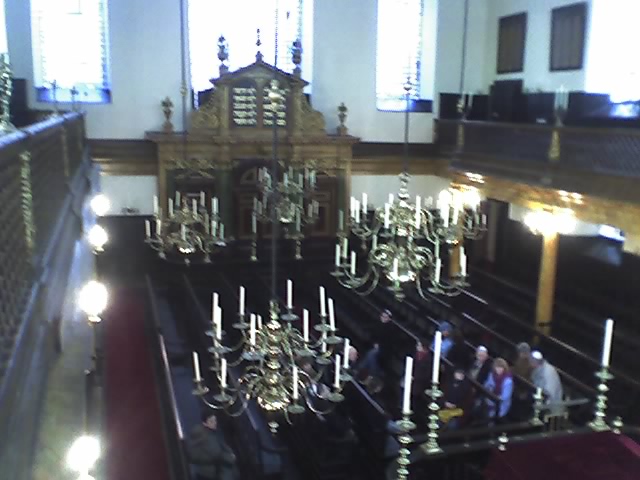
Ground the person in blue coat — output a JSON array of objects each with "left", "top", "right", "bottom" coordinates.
[{"left": 483, "top": 357, "right": 514, "bottom": 421}]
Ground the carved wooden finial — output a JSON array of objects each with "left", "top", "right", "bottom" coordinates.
[
  {"left": 337, "top": 103, "right": 348, "bottom": 136},
  {"left": 255, "top": 29, "right": 263, "bottom": 62},
  {"left": 292, "top": 38, "right": 302, "bottom": 77},
  {"left": 218, "top": 35, "right": 229, "bottom": 75}
]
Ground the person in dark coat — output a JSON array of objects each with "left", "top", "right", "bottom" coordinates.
[
  {"left": 356, "top": 309, "right": 395, "bottom": 381},
  {"left": 468, "top": 345, "right": 492, "bottom": 385},
  {"left": 446, "top": 329, "right": 471, "bottom": 371},
  {"left": 186, "top": 412, "right": 237, "bottom": 480},
  {"left": 440, "top": 367, "right": 472, "bottom": 429}
]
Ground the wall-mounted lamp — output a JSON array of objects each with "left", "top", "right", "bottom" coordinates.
[
  {"left": 67, "top": 435, "right": 100, "bottom": 479},
  {"left": 78, "top": 281, "right": 108, "bottom": 324},
  {"left": 89, "top": 194, "right": 110, "bottom": 217},
  {"left": 524, "top": 208, "right": 576, "bottom": 236},
  {"left": 87, "top": 224, "right": 108, "bottom": 253}
]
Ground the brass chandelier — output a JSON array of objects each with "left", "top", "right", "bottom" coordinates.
[
  {"left": 249, "top": 80, "right": 319, "bottom": 261},
  {"left": 192, "top": 283, "right": 348, "bottom": 427},
  {"left": 332, "top": 83, "right": 485, "bottom": 300},
  {"left": 0, "top": 54, "right": 15, "bottom": 134},
  {"left": 145, "top": 192, "right": 229, "bottom": 265}
]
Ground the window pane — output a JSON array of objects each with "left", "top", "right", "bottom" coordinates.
[
  {"left": 30, "top": 0, "right": 111, "bottom": 103},
  {"left": 188, "top": 0, "right": 306, "bottom": 95},
  {"left": 376, "top": 0, "right": 423, "bottom": 110}
]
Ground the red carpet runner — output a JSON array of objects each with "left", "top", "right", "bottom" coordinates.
[{"left": 104, "top": 290, "right": 171, "bottom": 480}]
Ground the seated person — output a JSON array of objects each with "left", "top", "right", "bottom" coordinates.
[
  {"left": 468, "top": 345, "right": 492, "bottom": 385},
  {"left": 512, "top": 342, "right": 533, "bottom": 381},
  {"left": 440, "top": 367, "right": 472, "bottom": 429},
  {"left": 186, "top": 411, "right": 237, "bottom": 480},
  {"left": 355, "top": 309, "right": 394, "bottom": 382},
  {"left": 484, "top": 358, "right": 514, "bottom": 422},
  {"left": 531, "top": 351, "right": 564, "bottom": 412},
  {"left": 432, "top": 321, "right": 454, "bottom": 358}
]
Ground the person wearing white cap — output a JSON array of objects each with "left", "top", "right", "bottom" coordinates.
[
  {"left": 531, "top": 351, "right": 563, "bottom": 409},
  {"left": 468, "top": 345, "right": 492, "bottom": 385}
]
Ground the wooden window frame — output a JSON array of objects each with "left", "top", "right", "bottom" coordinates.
[
  {"left": 550, "top": 2, "right": 587, "bottom": 72},
  {"left": 497, "top": 12, "right": 527, "bottom": 74}
]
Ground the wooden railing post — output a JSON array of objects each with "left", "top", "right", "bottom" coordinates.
[{"left": 535, "top": 231, "right": 559, "bottom": 336}]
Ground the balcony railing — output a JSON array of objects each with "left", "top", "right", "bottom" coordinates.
[{"left": 437, "top": 120, "right": 640, "bottom": 178}]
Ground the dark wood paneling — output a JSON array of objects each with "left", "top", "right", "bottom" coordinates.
[
  {"left": 89, "top": 139, "right": 158, "bottom": 175},
  {"left": 497, "top": 13, "right": 527, "bottom": 74},
  {"left": 550, "top": 2, "right": 587, "bottom": 71}
]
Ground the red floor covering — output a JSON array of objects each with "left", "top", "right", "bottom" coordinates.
[
  {"left": 104, "top": 290, "right": 171, "bottom": 480},
  {"left": 484, "top": 431, "right": 640, "bottom": 480}
]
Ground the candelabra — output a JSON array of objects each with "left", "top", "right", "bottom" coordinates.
[
  {"left": 192, "top": 284, "right": 349, "bottom": 427},
  {"left": 333, "top": 178, "right": 485, "bottom": 300},
  {"left": 0, "top": 54, "right": 15, "bottom": 134},
  {"left": 145, "top": 192, "right": 229, "bottom": 265},
  {"left": 393, "top": 413, "right": 416, "bottom": 480},
  {"left": 589, "top": 366, "right": 613, "bottom": 432}
]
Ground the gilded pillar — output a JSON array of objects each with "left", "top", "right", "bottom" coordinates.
[
  {"left": 449, "top": 242, "right": 461, "bottom": 278},
  {"left": 216, "top": 165, "right": 234, "bottom": 237},
  {"left": 535, "top": 231, "right": 559, "bottom": 336}
]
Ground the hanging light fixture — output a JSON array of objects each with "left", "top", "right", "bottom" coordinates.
[
  {"left": 193, "top": 6, "right": 346, "bottom": 428},
  {"left": 249, "top": 5, "right": 319, "bottom": 261},
  {"left": 145, "top": 192, "right": 229, "bottom": 265},
  {"left": 332, "top": 81, "right": 486, "bottom": 300},
  {"left": 144, "top": 0, "right": 230, "bottom": 265}
]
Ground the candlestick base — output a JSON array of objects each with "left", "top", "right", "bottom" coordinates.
[
  {"left": 287, "top": 403, "right": 305, "bottom": 415},
  {"left": 295, "top": 347, "right": 315, "bottom": 358},
  {"left": 339, "top": 372, "right": 353, "bottom": 383},
  {"left": 330, "top": 269, "right": 344, "bottom": 278},
  {"left": 242, "top": 350, "right": 263, "bottom": 362},
  {"left": 424, "top": 382, "right": 444, "bottom": 455},
  {"left": 213, "top": 392, "right": 232, "bottom": 403},
  {"left": 326, "top": 391, "right": 345, "bottom": 403},
  {"left": 193, "top": 383, "right": 209, "bottom": 396},
  {"left": 280, "top": 309, "right": 299, "bottom": 322},
  {"left": 589, "top": 366, "right": 613, "bottom": 432},
  {"left": 325, "top": 334, "right": 343, "bottom": 346}
]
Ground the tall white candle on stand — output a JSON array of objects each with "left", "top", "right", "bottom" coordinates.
[
  {"left": 303, "top": 309, "right": 309, "bottom": 342},
  {"left": 435, "top": 258, "right": 442, "bottom": 282},
  {"left": 257, "top": 315, "right": 262, "bottom": 330},
  {"left": 602, "top": 318, "right": 615, "bottom": 367},
  {"left": 192, "top": 352, "right": 202, "bottom": 381},
  {"left": 212, "top": 293, "right": 219, "bottom": 322},
  {"left": 354, "top": 200, "right": 361, "bottom": 223},
  {"left": 220, "top": 358, "right": 227, "bottom": 388},
  {"left": 212, "top": 197, "right": 218, "bottom": 215},
  {"left": 239, "top": 286, "right": 245, "bottom": 315},
  {"left": 156, "top": 219, "right": 162, "bottom": 235},
  {"left": 200, "top": 191, "right": 205, "bottom": 206},
  {"left": 287, "top": 279, "right": 293, "bottom": 309},
  {"left": 460, "top": 247, "right": 467, "bottom": 276},
  {"left": 334, "top": 355, "right": 341, "bottom": 388},
  {"left": 319, "top": 287, "right": 326, "bottom": 316},
  {"left": 153, "top": 195, "right": 159, "bottom": 215},
  {"left": 334, "top": 244, "right": 341, "bottom": 267},
  {"left": 215, "top": 306, "right": 222, "bottom": 340},
  {"left": 343, "top": 339, "right": 350, "bottom": 368},
  {"left": 181, "top": 224, "right": 186, "bottom": 241},
  {"left": 250, "top": 314, "right": 256, "bottom": 345},
  {"left": 402, "top": 356, "right": 414, "bottom": 414},
  {"left": 292, "top": 366, "right": 299, "bottom": 400},
  {"left": 350, "top": 251, "right": 357, "bottom": 275},
  {"left": 432, "top": 331, "right": 442, "bottom": 383},
  {"left": 384, "top": 203, "right": 391, "bottom": 229},
  {"left": 252, "top": 213, "right": 257, "bottom": 234},
  {"left": 192, "top": 199, "right": 197, "bottom": 216},
  {"left": 362, "top": 193, "right": 368, "bottom": 213},
  {"left": 342, "top": 237, "right": 348, "bottom": 258},
  {"left": 321, "top": 332, "right": 327, "bottom": 352},
  {"left": 145, "top": 220, "right": 151, "bottom": 237},
  {"left": 328, "top": 298, "right": 336, "bottom": 331}
]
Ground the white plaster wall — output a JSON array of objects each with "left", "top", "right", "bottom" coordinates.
[
  {"left": 312, "top": 0, "right": 435, "bottom": 143},
  {"left": 7, "top": 0, "right": 185, "bottom": 139},
  {"left": 7, "top": 0, "right": 439, "bottom": 142},
  {"left": 100, "top": 175, "right": 158, "bottom": 216},
  {"left": 484, "top": 0, "right": 592, "bottom": 92},
  {"left": 350, "top": 174, "right": 451, "bottom": 208}
]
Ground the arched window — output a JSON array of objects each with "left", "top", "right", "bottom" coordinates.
[{"left": 30, "top": 0, "right": 111, "bottom": 103}]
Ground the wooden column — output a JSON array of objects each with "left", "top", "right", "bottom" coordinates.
[
  {"left": 449, "top": 243, "right": 461, "bottom": 278},
  {"left": 535, "top": 231, "right": 559, "bottom": 336}
]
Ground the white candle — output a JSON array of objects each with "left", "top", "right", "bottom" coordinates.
[
  {"left": 415, "top": 196, "right": 421, "bottom": 228},
  {"left": 350, "top": 251, "right": 356, "bottom": 275},
  {"left": 334, "top": 355, "right": 341, "bottom": 388},
  {"left": 362, "top": 193, "right": 368, "bottom": 213},
  {"left": 169, "top": 198, "right": 174, "bottom": 217},
  {"left": 338, "top": 210, "right": 344, "bottom": 230},
  {"left": 328, "top": 298, "right": 336, "bottom": 331},
  {"left": 402, "top": 356, "right": 414, "bottom": 414},
  {"left": 200, "top": 191, "right": 205, "bottom": 206},
  {"left": 303, "top": 309, "right": 309, "bottom": 342},
  {"left": 211, "top": 220, "right": 216, "bottom": 236},
  {"left": 176, "top": 191, "right": 181, "bottom": 206},
  {"left": 343, "top": 339, "right": 350, "bottom": 369},
  {"left": 335, "top": 244, "right": 341, "bottom": 267},
  {"left": 602, "top": 318, "right": 614, "bottom": 367},
  {"left": 156, "top": 219, "right": 161, "bottom": 235},
  {"left": 384, "top": 203, "right": 391, "bottom": 229},
  {"left": 193, "top": 352, "right": 201, "bottom": 381},
  {"left": 212, "top": 197, "right": 218, "bottom": 215},
  {"left": 452, "top": 203, "right": 459, "bottom": 225},
  {"left": 212, "top": 293, "right": 219, "bottom": 322},
  {"left": 219, "top": 224, "right": 224, "bottom": 239},
  {"left": 283, "top": 173, "right": 288, "bottom": 186},
  {"left": 342, "top": 237, "right": 348, "bottom": 258},
  {"left": 319, "top": 287, "right": 326, "bottom": 317},
  {"left": 435, "top": 258, "right": 442, "bottom": 282},
  {"left": 350, "top": 196, "right": 356, "bottom": 219},
  {"left": 215, "top": 307, "right": 222, "bottom": 340},
  {"left": 432, "top": 331, "right": 442, "bottom": 384},
  {"left": 535, "top": 387, "right": 542, "bottom": 398},
  {"left": 460, "top": 247, "right": 467, "bottom": 276},
  {"left": 145, "top": 220, "right": 151, "bottom": 237},
  {"left": 181, "top": 224, "right": 186, "bottom": 241},
  {"left": 192, "top": 199, "right": 197, "bottom": 216},
  {"left": 239, "top": 286, "right": 245, "bottom": 315},
  {"left": 293, "top": 366, "right": 299, "bottom": 400},
  {"left": 354, "top": 200, "right": 361, "bottom": 224},
  {"left": 372, "top": 234, "right": 378, "bottom": 251},
  {"left": 221, "top": 358, "right": 227, "bottom": 388},
  {"left": 257, "top": 315, "right": 262, "bottom": 329},
  {"left": 153, "top": 195, "right": 159, "bottom": 215},
  {"left": 250, "top": 314, "right": 256, "bottom": 346},
  {"left": 321, "top": 332, "right": 327, "bottom": 353},
  {"left": 388, "top": 193, "right": 394, "bottom": 204},
  {"left": 252, "top": 213, "right": 257, "bottom": 233},
  {"left": 295, "top": 210, "right": 301, "bottom": 231},
  {"left": 392, "top": 258, "right": 399, "bottom": 279},
  {"left": 441, "top": 204, "right": 449, "bottom": 228},
  {"left": 287, "top": 279, "right": 293, "bottom": 309}
]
